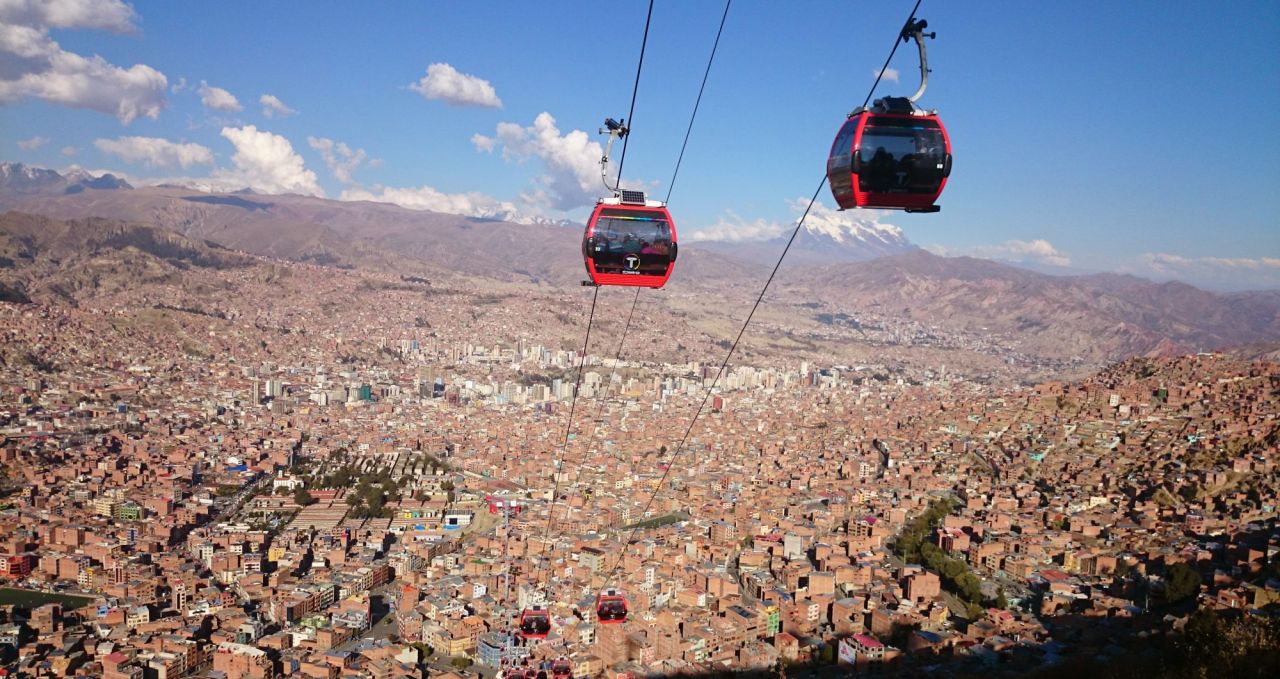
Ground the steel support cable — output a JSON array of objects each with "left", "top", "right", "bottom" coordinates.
[
  {"left": 527, "top": 0, "right": 661, "bottom": 617},
  {"left": 529, "top": 0, "right": 654, "bottom": 603},
  {"left": 564, "top": 1, "right": 731, "bottom": 554},
  {"left": 665, "top": 0, "right": 731, "bottom": 204},
  {"left": 614, "top": 0, "right": 655, "bottom": 187},
  {"left": 588, "top": 0, "right": 732, "bottom": 440},
  {"left": 593, "top": 0, "right": 731, "bottom": 440},
  {"left": 863, "top": 0, "right": 922, "bottom": 110},
  {"left": 534, "top": 285, "right": 600, "bottom": 592},
  {"left": 600, "top": 0, "right": 927, "bottom": 591},
  {"left": 588, "top": 287, "right": 642, "bottom": 435},
  {"left": 600, "top": 175, "right": 827, "bottom": 587}
]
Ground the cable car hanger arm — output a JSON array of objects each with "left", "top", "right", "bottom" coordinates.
[
  {"left": 599, "top": 117, "right": 628, "bottom": 194},
  {"left": 902, "top": 18, "right": 935, "bottom": 103}
]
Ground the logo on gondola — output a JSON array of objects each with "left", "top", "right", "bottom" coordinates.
[{"left": 624, "top": 254, "right": 640, "bottom": 271}]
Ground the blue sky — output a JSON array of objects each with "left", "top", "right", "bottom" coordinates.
[{"left": 2, "top": 0, "right": 1278, "bottom": 290}]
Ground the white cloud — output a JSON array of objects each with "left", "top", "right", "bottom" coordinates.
[
  {"left": 874, "top": 66, "right": 900, "bottom": 83},
  {"left": 197, "top": 80, "right": 241, "bottom": 112},
  {"left": 341, "top": 184, "right": 520, "bottom": 221},
  {"left": 213, "top": 125, "right": 321, "bottom": 196},
  {"left": 260, "top": 93, "right": 295, "bottom": 118},
  {"left": 472, "top": 112, "right": 604, "bottom": 210},
  {"left": 60, "top": 145, "right": 76, "bottom": 156},
  {"left": 94, "top": 135, "right": 214, "bottom": 169},
  {"left": 0, "top": 0, "right": 137, "bottom": 32},
  {"left": 687, "top": 212, "right": 788, "bottom": 242},
  {"left": 1133, "top": 252, "right": 1280, "bottom": 290},
  {"left": 1141, "top": 253, "right": 1280, "bottom": 271},
  {"left": 16, "top": 135, "right": 47, "bottom": 150},
  {"left": 930, "top": 239, "right": 1072, "bottom": 267},
  {"left": 170, "top": 77, "right": 186, "bottom": 93},
  {"left": 470, "top": 133, "right": 495, "bottom": 153},
  {"left": 0, "top": 5, "right": 167, "bottom": 124},
  {"left": 307, "top": 136, "right": 368, "bottom": 184},
  {"left": 408, "top": 63, "right": 502, "bottom": 108}
]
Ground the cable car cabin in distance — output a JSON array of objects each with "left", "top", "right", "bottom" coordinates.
[
  {"left": 518, "top": 607, "right": 551, "bottom": 640},
  {"left": 826, "top": 97, "right": 951, "bottom": 213},
  {"left": 582, "top": 192, "right": 677, "bottom": 289},
  {"left": 596, "top": 589, "right": 628, "bottom": 624}
]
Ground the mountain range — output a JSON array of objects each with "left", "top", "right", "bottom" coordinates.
[{"left": 1, "top": 163, "right": 1277, "bottom": 373}]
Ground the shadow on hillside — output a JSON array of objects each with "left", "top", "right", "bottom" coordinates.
[{"left": 183, "top": 195, "right": 272, "bottom": 211}]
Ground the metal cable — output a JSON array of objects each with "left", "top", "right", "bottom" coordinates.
[
  {"left": 588, "top": 288, "right": 642, "bottom": 432},
  {"left": 614, "top": 0, "right": 655, "bottom": 187},
  {"left": 534, "top": 285, "right": 600, "bottom": 591},
  {"left": 601, "top": 0, "right": 927, "bottom": 591},
  {"left": 862, "top": 0, "right": 922, "bottom": 110},
  {"left": 665, "top": 0, "right": 732, "bottom": 204},
  {"left": 601, "top": 175, "right": 827, "bottom": 587}
]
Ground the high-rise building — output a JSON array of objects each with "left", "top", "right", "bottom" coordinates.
[{"left": 265, "top": 379, "right": 283, "bottom": 398}]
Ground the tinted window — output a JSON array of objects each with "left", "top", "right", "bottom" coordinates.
[
  {"left": 856, "top": 118, "right": 947, "bottom": 194},
  {"left": 831, "top": 119, "right": 858, "bottom": 158},
  {"left": 590, "top": 210, "right": 673, "bottom": 275}
]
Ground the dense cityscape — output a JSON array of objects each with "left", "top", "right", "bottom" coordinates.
[
  {"left": 2, "top": 0, "right": 1278, "bottom": 675},
  {"left": 1, "top": 261, "right": 1276, "bottom": 678}
]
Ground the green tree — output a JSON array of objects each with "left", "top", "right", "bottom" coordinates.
[
  {"left": 1164, "top": 562, "right": 1201, "bottom": 604},
  {"left": 995, "top": 588, "right": 1009, "bottom": 610},
  {"left": 956, "top": 573, "right": 982, "bottom": 602},
  {"left": 449, "top": 657, "right": 472, "bottom": 669},
  {"left": 293, "top": 487, "right": 315, "bottom": 506}
]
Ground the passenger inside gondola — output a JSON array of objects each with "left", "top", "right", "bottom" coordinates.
[
  {"left": 857, "top": 120, "right": 946, "bottom": 196},
  {"left": 591, "top": 214, "right": 673, "bottom": 275},
  {"left": 520, "top": 610, "right": 551, "bottom": 638}
]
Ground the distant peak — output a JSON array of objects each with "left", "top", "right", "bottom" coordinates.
[{"left": 803, "top": 216, "right": 905, "bottom": 244}]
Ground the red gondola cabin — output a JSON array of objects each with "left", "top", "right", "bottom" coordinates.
[
  {"left": 551, "top": 659, "right": 572, "bottom": 679},
  {"left": 826, "top": 98, "right": 951, "bottom": 213},
  {"left": 582, "top": 192, "right": 677, "bottom": 289},
  {"left": 519, "top": 607, "right": 551, "bottom": 640},
  {"left": 596, "top": 589, "right": 628, "bottom": 624}
]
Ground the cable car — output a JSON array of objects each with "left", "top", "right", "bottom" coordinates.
[
  {"left": 551, "top": 658, "right": 572, "bottom": 679},
  {"left": 519, "top": 607, "right": 551, "bottom": 639},
  {"left": 582, "top": 192, "right": 677, "bottom": 289},
  {"left": 596, "top": 589, "right": 628, "bottom": 624},
  {"left": 827, "top": 18, "right": 951, "bottom": 213},
  {"left": 582, "top": 118, "right": 678, "bottom": 288}
]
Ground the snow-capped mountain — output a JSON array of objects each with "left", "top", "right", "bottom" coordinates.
[
  {"left": 788, "top": 211, "right": 915, "bottom": 260},
  {"left": 0, "top": 162, "right": 65, "bottom": 194},
  {"left": 0, "top": 162, "right": 132, "bottom": 195},
  {"left": 693, "top": 205, "right": 916, "bottom": 266}
]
